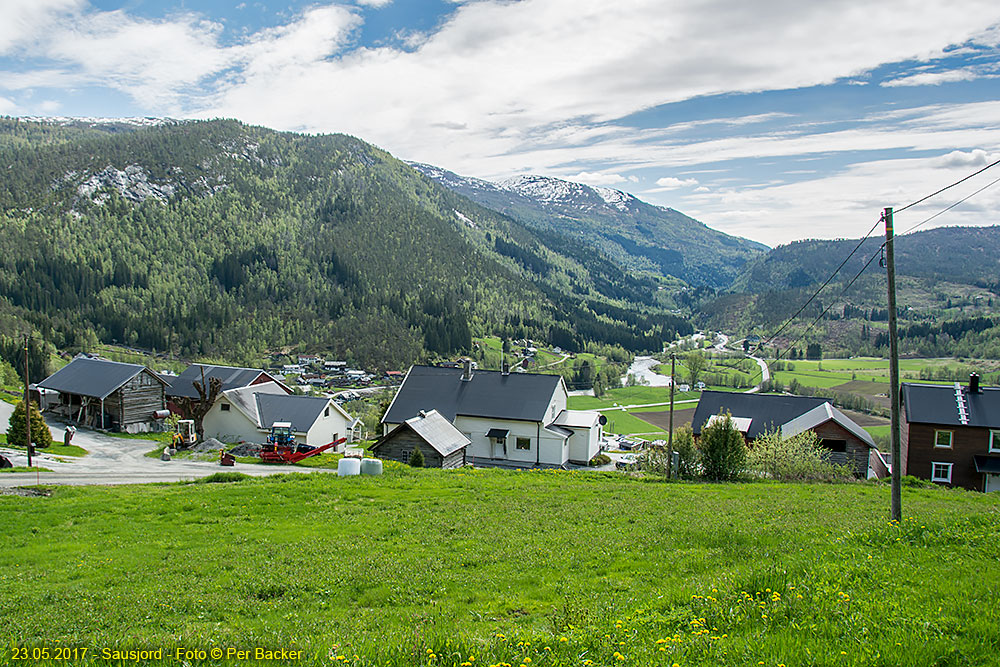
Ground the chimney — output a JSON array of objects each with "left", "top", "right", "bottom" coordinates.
[
  {"left": 969, "top": 373, "right": 981, "bottom": 394},
  {"left": 461, "top": 359, "right": 473, "bottom": 382},
  {"left": 502, "top": 361, "right": 510, "bottom": 376}
]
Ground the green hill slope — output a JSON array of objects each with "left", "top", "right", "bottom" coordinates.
[{"left": 0, "top": 118, "right": 690, "bottom": 367}]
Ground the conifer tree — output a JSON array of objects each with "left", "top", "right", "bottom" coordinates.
[{"left": 6, "top": 399, "right": 53, "bottom": 449}]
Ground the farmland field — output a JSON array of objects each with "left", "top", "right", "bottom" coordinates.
[{"left": 2, "top": 470, "right": 999, "bottom": 666}]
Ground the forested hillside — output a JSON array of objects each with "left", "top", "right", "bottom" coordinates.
[
  {"left": 0, "top": 118, "right": 691, "bottom": 369},
  {"left": 701, "top": 226, "right": 1000, "bottom": 358}
]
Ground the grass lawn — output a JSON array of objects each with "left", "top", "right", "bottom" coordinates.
[
  {"left": 0, "top": 466, "right": 52, "bottom": 473},
  {"left": 568, "top": 386, "right": 703, "bottom": 410},
  {"left": 864, "top": 425, "right": 890, "bottom": 438},
  {"left": 1, "top": 471, "right": 998, "bottom": 666},
  {"left": 600, "top": 409, "right": 667, "bottom": 436},
  {"left": 0, "top": 433, "right": 89, "bottom": 458}
]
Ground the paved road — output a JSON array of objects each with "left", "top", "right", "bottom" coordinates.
[{"left": 0, "top": 401, "right": 330, "bottom": 487}]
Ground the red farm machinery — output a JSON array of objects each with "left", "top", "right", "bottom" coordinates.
[{"left": 257, "top": 422, "right": 346, "bottom": 464}]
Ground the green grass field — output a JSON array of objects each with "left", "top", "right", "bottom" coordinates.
[
  {"left": 0, "top": 433, "right": 88, "bottom": 458},
  {"left": 1, "top": 470, "right": 998, "bottom": 666}
]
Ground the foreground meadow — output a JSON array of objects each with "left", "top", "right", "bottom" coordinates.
[{"left": 2, "top": 469, "right": 998, "bottom": 666}]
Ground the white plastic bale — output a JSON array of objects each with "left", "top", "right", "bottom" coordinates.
[
  {"left": 338, "top": 457, "right": 361, "bottom": 477},
  {"left": 360, "top": 458, "right": 383, "bottom": 476}
]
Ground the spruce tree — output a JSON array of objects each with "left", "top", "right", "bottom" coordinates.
[
  {"left": 409, "top": 445, "right": 424, "bottom": 468},
  {"left": 6, "top": 399, "right": 53, "bottom": 449}
]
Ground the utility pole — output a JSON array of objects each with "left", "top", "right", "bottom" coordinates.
[
  {"left": 23, "top": 334, "right": 32, "bottom": 468},
  {"left": 667, "top": 352, "right": 675, "bottom": 478},
  {"left": 884, "top": 207, "right": 902, "bottom": 522}
]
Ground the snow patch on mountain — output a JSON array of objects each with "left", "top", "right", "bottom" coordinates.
[
  {"left": 20, "top": 116, "right": 183, "bottom": 128},
  {"left": 454, "top": 209, "right": 477, "bottom": 228},
  {"left": 408, "top": 162, "right": 499, "bottom": 192},
  {"left": 74, "top": 165, "right": 176, "bottom": 205},
  {"left": 593, "top": 186, "right": 635, "bottom": 212}
]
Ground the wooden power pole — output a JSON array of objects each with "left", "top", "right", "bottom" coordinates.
[
  {"left": 667, "top": 352, "right": 675, "bottom": 478},
  {"left": 23, "top": 334, "right": 32, "bottom": 468},
  {"left": 884, "top": 207, "right": 902, "bottom": 522}
]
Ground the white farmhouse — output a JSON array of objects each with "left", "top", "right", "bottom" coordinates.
[
  {"left": 203, "top": 381, "right": 352, "bottom": 448},
  {"left": 381, "top": 362, "right": 602, "bottom": 468}
]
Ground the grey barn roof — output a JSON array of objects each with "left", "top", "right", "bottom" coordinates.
[
  {"left": 903, "top": 382, "right": 1000, "bottom": 428},
  {"left": 691, "top": 391, "right": 828, "bottom": 439},
  {"left": 375, "top": 409, "right": 471, "bottom": 458},
  {"left": 168, "top": 364, "right": 277, "bottom": 399},
  {"left": 256, "top": 393, "right": 330, "bottom": 433},
  {"left": 383, "top": 365, "right": 562, "bottom": 424},
  {"left": 39, "top": 357, "right": 164, "bottom": 400}
]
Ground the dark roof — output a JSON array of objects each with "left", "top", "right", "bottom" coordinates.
[
  {"left": 902, "top": 382, "right": 1000, "bottom": 428},
  {"left": 255, "top": 393, "right": 331, "bottom": 433},
  {"left": 383, "top": 365, "right": 562, "bottom": 424},
  {"left": 486, "top": 428, "right": 510, "bottom": 439},
  {"left": 974, "top": 455, "right": 1000, "bottom": 474},
  {"left": 691, "top": 391, "right": 828, "bottom": 439},
  {"left": 39, "top": 357, "right": 164, "bottom": 400},
  {"left": 168, "top": 364, "right": 277, "bottom": 399}
]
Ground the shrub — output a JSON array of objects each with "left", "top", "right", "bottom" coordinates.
[
  {"left": 698, "top": 412, "right": 746, "bottom": 481},
  {"left": 6, "top": 400, "right": 53, "bottom": 449},
  {"left": 672, "top": 426, "right": 700, "bottom": 480},
  {"left": 747, "top": 430, "right": 853, "bottom": 482},
  {"left": 409, "top": 445, "right": 424, "bottom": 468},
  {"left": 588, "top": 453, "right": 611, "bottom": 466}
]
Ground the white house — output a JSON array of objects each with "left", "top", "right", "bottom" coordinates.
[
  {"left": 382, "top": 363, "right": 603, "bottom": 468},
  {"left": 203, "top": 381, "right": 352, "bottom": 448}
]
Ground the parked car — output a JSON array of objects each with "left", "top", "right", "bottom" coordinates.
[{"left": 616, "top": 454, "right": 639, "bottom": 470}]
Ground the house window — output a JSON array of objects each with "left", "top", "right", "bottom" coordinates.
[
  {"left": 401, "top": 450, "right": 410, "bottom": 464},
  {"left": 931, "top": 462, "right": 953, "bottom": 483},
  {"left": 324, "top": 407, "right": 330, "bottom": 417},
  {"left": 990, "top": 430, "right": 1000, "bottom": 453},
  {"left": 934, "top": 430, "right": 953, "bottom": 448},
  {"left": 821, "top": 439, "right": 847, "bottom": 453},
  {"left": 516, "top": 437, "right": 531, "bottom": 450},
  {"left": 220, "top": 403, "right": 230, "bottom": 412}
]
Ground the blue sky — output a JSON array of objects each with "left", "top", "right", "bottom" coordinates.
[{"left": 2, "top": 0, "right": 999, "bottom": 246}]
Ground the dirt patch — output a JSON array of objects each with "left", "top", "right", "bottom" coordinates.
[
  {"left": 840, "top": 409, "right": 889, "bottom": 427},
  {"left": 833, "top": 381, "right": 890, "bottom": 408},
  {"left": 630, "top": 407, "right": 697, "bottom": 431},
  {"left": 0, "top": 486, "right": 52, "bottom": 497}
]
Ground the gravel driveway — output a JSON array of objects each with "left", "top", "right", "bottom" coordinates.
[{"left": 0, "top": 401, "right": 328, "bottom": 487}]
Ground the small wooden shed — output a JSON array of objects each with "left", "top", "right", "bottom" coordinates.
[
  {"left": 38, "top": 356, "right": 167, "bottom": 433},
  {"left": 372, "top": 409, "right": 470, "bottom": 469}
]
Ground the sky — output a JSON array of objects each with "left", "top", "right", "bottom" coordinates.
[{"left": 2, "top": 0, "right": 1000, "bottom": 247}]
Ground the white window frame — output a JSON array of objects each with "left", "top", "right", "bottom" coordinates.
[
  {"left": 990, "top": 430, "right": 1000, "bottom": 454},
  {"left": 931, "top": 461, "right": 953, "bottom": 483},
  {"left": 934, "top": 430, "right": 953, "bottom": 449},
  {"left": 401, "top": 450, "right": 410, "bottom": 464},
  {"left": 220, "top": 403, "right": 230, "bottom": 412},
  {"left": 516, "top": 437, "right": 531, "bottom": 451}
]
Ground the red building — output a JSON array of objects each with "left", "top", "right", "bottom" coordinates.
[{"left": 902, "top": 375, "right": 1000, "bottom": 492}]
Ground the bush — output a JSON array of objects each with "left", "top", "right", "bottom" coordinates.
[
  {"left": 588, "top": 453, "right": 611, "bottom": 466},
  {"left": 6, "top": 399, "right": 53, "bottom": 449},
  {"left": 747, "top": 430, "right": 853, "bottom": 482},
  {"left": 673, "top": 426, "right": 700, "bottom": 480},
  {"left": 698, "top": 412, "right": 746, "bottom": 481},
  {"left": 409, "top": 445, "right": 424, "bottom": 468}
]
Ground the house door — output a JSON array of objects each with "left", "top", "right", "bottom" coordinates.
[
  {"left": 492, "top": 438, "right": 506, "bottom": 459},
  {"left": 986, "top": 474, "right": 1000, "bottom": 492}
]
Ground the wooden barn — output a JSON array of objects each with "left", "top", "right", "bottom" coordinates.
[
  {"left": 38, "top": 356, "right": 168, "bottom": 433},
  {"left": 372, "top": 409, "right": 470, "bottom": 469}
]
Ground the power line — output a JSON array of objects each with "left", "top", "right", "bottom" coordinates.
[
  {"left": 750, "top": 156, "right": 1000, "bottom": 367},
  {"left": 899, "top": 174, "right": 1000, "bottom": 236},
  {"left": 895, "top": 156, "right": 1000, "bottom": 215}
]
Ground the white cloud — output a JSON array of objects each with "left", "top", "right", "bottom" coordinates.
[
  {"left": 0, "top": 95, "right": 16, "bottom": 114},
  {"left": 656, "top": 176, "right": 699, "bottom": 188},
  {"left": 0, "top": 0, "right": 82, "bottom": 54},
  {"left": 881, "top": 68, "right": 981, "bottom": 87},
  {"left": 356, "top": 0, "right": 393, "bottom": 6},
  {"left": 571, "top": 171, "right": 627, "bottom": 186},
  {"left": 932, "top": 149, "right": 997, "bottom": 168}
]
